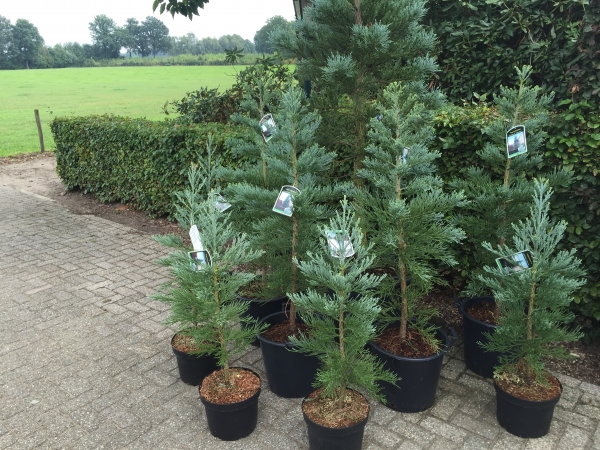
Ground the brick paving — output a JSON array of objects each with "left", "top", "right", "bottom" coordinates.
[{"left": 1, "top": 185, "right": 599, "bottom": 449}]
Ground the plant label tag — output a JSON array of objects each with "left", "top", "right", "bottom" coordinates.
[
  {"left": 273, "top": 185, "right": 300, "bottom": 217},
  {"left": 496, "top": 250, "right": 533, "bottom": 274},
  {"left": 326, "top": 229, "right": 355, "bottom": 258},
  {"left": 259, "top": 113, "right": 277, "bottom": 143},
  {"left": 188, "top": 250, "right": 211, "bottom": 271},
  {"left": 506, "top": 125, "right": 527, "bottom": 159},
  {"left": 189, "top": 225, "right": 204, "bottom": 251},
  {"left": 400, "top": 147, "right": 409, "bottom": 164},
  {"left": 212, "top": 193, "right": 231, "bottom": 212}
]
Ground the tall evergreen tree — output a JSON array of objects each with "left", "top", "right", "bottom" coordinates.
[
  {"left": 271, "top": 0, "right": 438, "bottom": 184},
  {"left": 451, "top": 66, "right": 571, "bottom": 296},
  {"left": 358, "top": 81, "right": 465, "bottom": 349},
  {"left": 222, "top": 86, "right": 340, "bottom": 329}
]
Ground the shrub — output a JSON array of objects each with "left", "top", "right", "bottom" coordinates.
[{"left": 50, "top": 115, "right": 251, "bottom": 217}]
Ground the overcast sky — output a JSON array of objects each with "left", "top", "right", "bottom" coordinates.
[{"left": 1, "top": 0, "right": 296, "bottom": 47}]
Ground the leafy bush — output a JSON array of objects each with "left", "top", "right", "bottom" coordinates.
[
  {"left": 427, "top": 0, "right": 586, "bottom": 101},
  {"left": 163, "top": 60, "right": 292, "bottom": 125},
  {"left": 50, "top": 115, "right": 251, "bottom": 217}
]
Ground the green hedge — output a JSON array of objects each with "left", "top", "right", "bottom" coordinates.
[
  {"left": 50, "top": 115, "right": 251, "bottom": 217},
  {"left": 432, "top": 101, "right": 600, "bottom": 322}
]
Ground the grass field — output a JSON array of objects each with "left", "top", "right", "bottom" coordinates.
[{"left": 0, "top": 66, "right": 244, "bottom": 157}]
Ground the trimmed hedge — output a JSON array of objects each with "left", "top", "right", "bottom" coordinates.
[
  {"left": 432, "top": 101, "right": 600, "bottom": 323},
  {"left": 50, "top": 115, "right": 251, "bottom": 217}
]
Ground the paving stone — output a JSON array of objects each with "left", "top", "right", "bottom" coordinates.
[
  {"left": 365, "top": 423, "right": 402, "bottom": 447},
  {"left": 556, "top": 424, "right": 590, "bottom": 449},
  {"left": 430, "top": 393, "right": 461, "bottom": 420},
  {"left": 2, "top": 185, "right": 600, "bottom": 450},
  {"left": 441, "top": 358, "right": 466, "bottom": 380},
  {"left": 451, "top": 412, "right": 501, "bottom": 440},
  {"left": 420, "top": 416, "right": 468, "bottom": 443},
  {"left": 554, "top": 407, "right": 597, "bottom": 431}
]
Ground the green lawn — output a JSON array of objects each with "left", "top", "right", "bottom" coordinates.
[{"left": 0, "top": 66, "right": 243, "bottom": 157}]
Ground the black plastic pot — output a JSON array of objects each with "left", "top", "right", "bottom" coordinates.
[
  {"left": 171, "top": 335, "right": 219, "bottom": 386},
  {"left": 495, "top": 379, "right": 562, "bottom": 438},
  {"left": 200, "top": 368, "right": 261, "bottom": 441},
  {"left": 368, "top": 325, "right": 457, "bottom": 412},
  {"left": 303, "top": 392, "right": 369, "bottom": 450},
  {"left": 239, "top": 294, "right": 288, "bottom": 346},
  {"left": 258, "top": 311, "right": 320, "bottom": 398},
  {"left": 455, "top": 296, "right": 501, "bottom": 378}
]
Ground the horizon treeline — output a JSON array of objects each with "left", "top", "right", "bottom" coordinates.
[{"left": 0, "top": 14, "right": 291, "bottom": 70}]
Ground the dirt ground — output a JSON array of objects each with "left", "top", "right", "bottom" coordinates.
[{"left": 1, "top": 152, "right": 598, "bottom": 386}]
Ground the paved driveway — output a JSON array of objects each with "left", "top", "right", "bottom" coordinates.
[{"left": 1, "top": 186, "right": 599, "bottom": 449}]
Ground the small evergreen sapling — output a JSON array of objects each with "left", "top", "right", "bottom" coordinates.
[
  {"left": 289, "top": 199, "right": 397, "bottom": 411},
  {"left": 451, "top": 66, "right": 571, "bottom": 296},
  {"left": 152, "top": 147, "right": 265, "bottom": 385},
  {"left": 224, "top": 86, "right": 340, "bottom": 330},
  {"left": 479, "top": 180, "right": 585, "bottom": 385},
  {"left": 358, "top": 81, "right": 465, "bottom": 351}
]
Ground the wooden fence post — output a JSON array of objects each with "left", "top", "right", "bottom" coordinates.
[{"left": 34, "top": 109, "right": 45, "bottom": 153}]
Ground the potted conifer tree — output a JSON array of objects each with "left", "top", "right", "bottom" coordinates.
[
  {"left": 224, "top": 85, "right": 342, "bottom": 398},
  {"left": 358, "top": 81, "right": 464, "bottom": 412},
  {"left": 152, "top": 137, "right": 224, "bottom": 386},
  {"left": 153, "top": 153, "right": 267, "bottom": 441},
  {"left": 290, "top": 199, "right": 397, "bottom": 450},
  {"left": 451, "top": 66, "right": 571, "bottom": 377},
  {"left": 219, "top": 61, "right": 293, "bottom": 333},
  {"left": 478, "top": 179, "right": 585, "bottom": 438}
]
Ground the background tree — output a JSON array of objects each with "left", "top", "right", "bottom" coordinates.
[
  {"left": 254, "top": 16, "right": 292, "bottom": 54},
  {"left": 199, "top": 37, "right": 221, "bottom": 54},
  {"left": 0, "top": 15, "right": 14, "bottom": 69},
  {"left": 141, "top": 16, "right": 171, "bottom": 57},
  {"left": 271, "top": 0, "right": 438, "bottom": 185},
  {"left": 89, "top": 15, "right": 121, "bottom": 59},
  {"left": 121, "top": 18, "right": 140, "bottom": 58},
  {"left": 218, "top": 34, "right": 250, "bottom": 54},
  {"left": 170, "top": 32, "right": 200, "bottom": 55},
  {"left": 11, "top": 19, "right": 44, "bottom": 69}
]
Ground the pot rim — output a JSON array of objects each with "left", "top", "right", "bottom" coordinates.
[
  {"left": 302, "top": 388, "right": 370, "bottom": 430},
  {"left": 493, "top": 377, "right": 562, "bottom": 405},
  {"left": 236, "top": 293, "right": 288, "bottom": 302},
  {"left": 199, "top": 367, "right": 262, "bottom": 406},
  {"left": 456, "top": 296, "right": 498, "bottom": 328},
  {"left": 256, "top": 311, "right": 306, "bottom": 348},
  {"left": 368, "top": 323, "right": 455, "bottom": 362}
]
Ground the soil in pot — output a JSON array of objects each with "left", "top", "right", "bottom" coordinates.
[
  {"left": 302, "top": 388, "right": 370, "bottom": 450},
  {"left": 494, "top": 372, "right": 562, "bottom": 438},
  {"left": 369, "top": 325, "right": 455, "bottom": 413},
  {"left": 238, "top": 291, "right": 287, "bottom": 347},
  {"left": 456, "top": 296, "right": 502, "bottom": 378},
  {"left": 199, "top": 367, "right": 262, "bottom": 441},
  {"left": 258, "top": 311, "right": 320, "bottom": 398},
  {"left": 171, "top": 334, "right": 218, "bottom": 386}
]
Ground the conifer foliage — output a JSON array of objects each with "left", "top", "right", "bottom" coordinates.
[
  {"left": 451, "top": 66, "right": 571, "bottom": 294},
  {"left": 271, "top": 0, "right": 438, "bottom": 183},
  {"left": 358, "top": 81, "right": 465, "bottom": 349},
  {"left": 289, "top": 199, "right": 397, "bottom": 407},
  {"left": 223, "top": 86, "right": 340, "bottom": 329},
  {"left": 479, "top": 180, "right": 586, "bottom": 384},
  {"left": 152, "top": 140, "right": 265, "bottom": 383}
]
